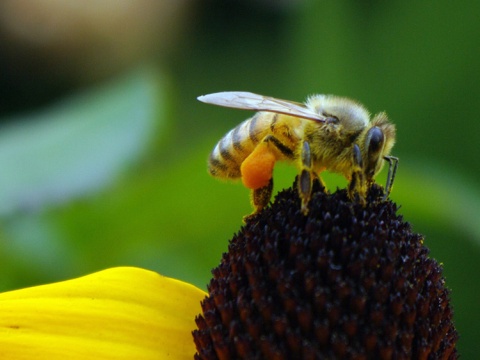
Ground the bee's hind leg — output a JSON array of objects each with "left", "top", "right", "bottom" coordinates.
[
  {"left": 243, "top": 178, "right": 274, "bottom": 222},
  {"left": 348, "top": 144, "right": 367, "bottom": 206}
]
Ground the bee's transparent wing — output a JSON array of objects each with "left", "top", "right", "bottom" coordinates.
[{"left": 197, "top": 91, "right": 325, "bottom": 122}]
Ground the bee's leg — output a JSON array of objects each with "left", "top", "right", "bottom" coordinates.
[
  {"left": 241, "top": 134, "right": 291, "bottom": 220},
  {"left": 348, "top": 144, "right": 367, "bottom": 206},
  {"left": 241, "top": 134, "right": 291, "bottom": 191},
  {"left": 298, "top": 141, "right": 314, "bottom": 215},
  {"left": 314, "top": 171, "right": 327, "bottom": 190},
  {"left": 244, "top": 178, "right": 274, "bottom": 222},
  {"left": 382, "top": 155, "right": 399, "bottom": 200}
]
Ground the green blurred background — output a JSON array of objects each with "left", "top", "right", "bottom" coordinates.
[{"left": 0, "top": 0, "right": 478, "bottom": 357}]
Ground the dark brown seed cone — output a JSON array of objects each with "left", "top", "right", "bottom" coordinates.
[{"left": 193, "top": 180, "right": 458, "bottom": 359}]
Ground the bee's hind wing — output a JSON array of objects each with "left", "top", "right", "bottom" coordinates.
[{"left": 198, "top": 91, "right": 325, "bottom": 122}]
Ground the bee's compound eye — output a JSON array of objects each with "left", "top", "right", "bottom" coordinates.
[{"left": 366, "top": 127, "right": 384, "bottom": 154}]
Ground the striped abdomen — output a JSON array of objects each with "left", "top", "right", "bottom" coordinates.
[{"left": 208, "top": 113, "right": 275, "bottom": 179}]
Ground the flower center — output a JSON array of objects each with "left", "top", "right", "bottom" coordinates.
[{"left": 193, "top": 180, "right": 458, "bottom": 359}]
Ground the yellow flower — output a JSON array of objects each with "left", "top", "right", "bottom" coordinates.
[{"left": 0, "top": 267, "right": 206, "bottom": 359}]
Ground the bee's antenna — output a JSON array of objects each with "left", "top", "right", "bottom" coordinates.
[{"left": 383, "top": 156, "right": 399, "bottom": 200}]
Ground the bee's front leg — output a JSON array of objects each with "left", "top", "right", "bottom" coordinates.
[{"left": 348, "top": 144, "right": 367, "bottom": 205}]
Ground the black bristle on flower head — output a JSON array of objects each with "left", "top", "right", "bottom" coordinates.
[{"left": 193, "top": 180, "right": 458, "bottom": 359}]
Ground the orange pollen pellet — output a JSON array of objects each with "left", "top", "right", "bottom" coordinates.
[{"left": 241, "top": 146, "right": 276, "bottom": 189}]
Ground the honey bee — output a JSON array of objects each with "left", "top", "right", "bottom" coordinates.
[{"left": 198, "top": 91, "right": 398, "bottom": 217}]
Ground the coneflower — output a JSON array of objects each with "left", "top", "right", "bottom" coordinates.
[{"left": 193, "top": 180, "right": 458, "bottom": 359}]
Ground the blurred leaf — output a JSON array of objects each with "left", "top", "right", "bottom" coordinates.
[
  {"left": 394, "top": 159, "right": 480, "bottom": 245},
  {"left": 0, "top": 66, "right": 165, "bottom": 216}
]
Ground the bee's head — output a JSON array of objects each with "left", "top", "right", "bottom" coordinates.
[
  {"left": 307, "top": 95, "right": 370, "bottom": 132},
  {"left": 363, "top": 112, "right": 396, "bottom": 181}
]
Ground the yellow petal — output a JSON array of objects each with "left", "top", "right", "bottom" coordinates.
[{"left": 0, "top": 267, "right": 207, "bottom": 359}]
